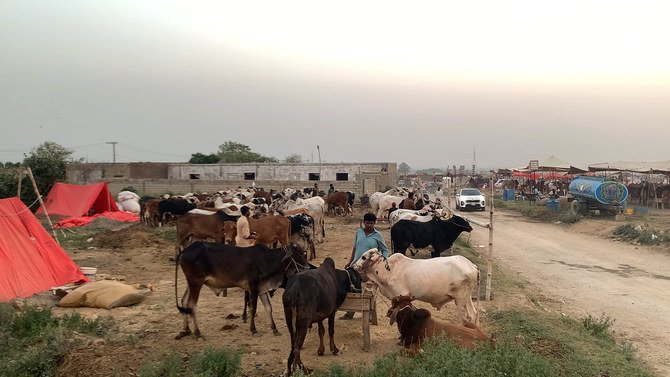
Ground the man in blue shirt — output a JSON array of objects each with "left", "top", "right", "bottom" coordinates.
[{"left": 342, "top": 212, "right": 390, "bottom": 319}]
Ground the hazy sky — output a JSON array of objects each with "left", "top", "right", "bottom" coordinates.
[{"left": 2, "top": 1, "right": 669, "bottom": 170}]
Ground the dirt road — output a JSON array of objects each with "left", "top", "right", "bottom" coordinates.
[{"left": 460, "top": 207, "right": 670, "bottom": 375}]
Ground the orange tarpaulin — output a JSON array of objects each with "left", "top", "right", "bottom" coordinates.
[
  {"left": 36, "top": 182, "right": 118, "bottom": 217},
  {"left": 54, "top": 211, "right": 140, "bottom": 228},
  {"left": 0, "top": 197, "right": 86, "bottom": 301}
]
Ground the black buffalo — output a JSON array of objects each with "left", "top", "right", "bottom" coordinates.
[{"left": 391, "top": 215, "right": 473, "bottom": 258}]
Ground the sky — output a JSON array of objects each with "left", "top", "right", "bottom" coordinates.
[{"left": 1, "top": 1, "right": 669, "bottom": 170}]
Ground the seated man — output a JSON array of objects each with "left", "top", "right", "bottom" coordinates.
[{"left": 342, "top": 212, "right": 389, "bottom": 319}]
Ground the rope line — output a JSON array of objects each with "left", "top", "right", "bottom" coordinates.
[{"left": 0, "top": 197, "right": 42, "bottom": 217}]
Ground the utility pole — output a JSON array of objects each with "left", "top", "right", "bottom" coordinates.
[
  {"left": 472, "top": 146, "right": 476, "bottom": 176},
  {"left": 106, "top": 141, "right": 118, "bottom": 163},
  {"left": 316, "top": 145, "right": 322, "bottom": 179}
]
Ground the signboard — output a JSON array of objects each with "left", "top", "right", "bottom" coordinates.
[{"left": 529, "top": 160, "right": 539, "bottom": 170}]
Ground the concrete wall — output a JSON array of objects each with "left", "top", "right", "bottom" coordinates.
[
  {"left": 105, "top": 179, "right": 360, "bottom": 197},
  {"left": 67, "top": 162, "right": 396, "bottom": 197}
]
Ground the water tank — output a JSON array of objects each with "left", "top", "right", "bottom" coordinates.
[{"left": 568, "top": 176, "right": 628, "bottom": 205}]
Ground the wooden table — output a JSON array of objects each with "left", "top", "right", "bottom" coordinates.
[{"left": 337, "top": 283, "right": 378, "bottom": 351}]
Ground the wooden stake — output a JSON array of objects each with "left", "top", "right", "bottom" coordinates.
[
  {"left": 486, "top": 176, "right": 494, "bottom": 301},
  {"left": 26, "top": 167, "right": 60, "bottom": 245},
  {"left": 17, "top": 167, "right": 23, "bottom": 197}
]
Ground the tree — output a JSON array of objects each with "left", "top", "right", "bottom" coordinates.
[
  {"left": 22, "top": 141, "right": 74, "bottom": 207},
  {"left": 217, "top": 141, "right": 278, "bottom": 163},
  {"left": 189, "top": 153, "right": 220, "bottom": 164},
  {"left": 283, "top": 153, "right": 303, "bottom": 163},
  {"left": 398, "top": 162, "right": 411, "bottom": 175}
]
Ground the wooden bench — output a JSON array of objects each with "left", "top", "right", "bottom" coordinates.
[{"left": 336, "top": 282, "right": 378, "bottom": 351}]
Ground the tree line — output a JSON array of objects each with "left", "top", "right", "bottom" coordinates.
[{"left": 189, "top": 141, "right": 303, "bottom": 164}]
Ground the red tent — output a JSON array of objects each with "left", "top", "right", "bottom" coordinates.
[
  {"left": 0, "top": 197, "right": 86, "bottom": 301},
  {"left": 36, "top": 182, "right": 118, "bottom": 217}
]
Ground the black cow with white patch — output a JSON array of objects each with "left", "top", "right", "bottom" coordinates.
[{"left": 391, "top": 215, "right": 473, "bottom": 258}]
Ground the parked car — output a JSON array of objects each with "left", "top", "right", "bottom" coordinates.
[{"left": 456, "top": 188, "right": 486, "bottom": 211}]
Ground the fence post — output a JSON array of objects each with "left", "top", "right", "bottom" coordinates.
[{"left": 486, "top": 176, "right": 494, "bottom": 300}]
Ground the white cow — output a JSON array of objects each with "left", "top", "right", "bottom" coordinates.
[
  {"left": 353, "top": 248, "right": 479, "bottom": 327},
  {"left": 282, "top": 197, "right": 326, "bottom": 243},
  {"left": 389, "top": 209, "right": 440, "bottom": 229},
  {"left": 376, "top": 195, "right": 406, "bottom": 219}
]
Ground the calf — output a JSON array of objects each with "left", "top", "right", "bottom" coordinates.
[
  {"left": 326, "top": 191, "right": 351, "bottom": 216},
  {"left": 175, "top": 241, "right": 310, "bottom": 338},
  {"left": 387, "top": 296, "right": 490, "bottom": 354},
  {"left": 282, "top": 258, "right": 361, "bottom": 375}
]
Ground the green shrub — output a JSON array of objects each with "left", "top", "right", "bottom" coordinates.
[
  {"left": 138, "top": 353, "right": 183, "bottom": 377},
  {"left": 581, "top": 314, "right": 615, "bottom": 342},
  {"left": 193, "top": 346, "right": 242, "bottom": 377},
  {"left": 0, "top": 304, "right": 114, "bottom": 377}
]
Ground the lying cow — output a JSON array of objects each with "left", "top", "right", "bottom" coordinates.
[
  {"left": 353, "top": 248, "right": 479, "bottom": 327},
  {"left": 391, "top": 215, "right": 473, "bottom": 258},
  {"left": 175, "top": 241, "right": 310, "bottom": 338},
  {"left": 282, "top": 257, "right": 362, "bottom": 376},
  {"left": 387, "top": 295, "right": 489, "bottom": 355}
]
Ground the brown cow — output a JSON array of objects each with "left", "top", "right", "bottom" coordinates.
[
  {"left": 326, "top": 191, "right": 351, "bottom": 216},
  {"left": 175, "top": 211, "right": 239, "bottom": 250},
  {"left": 387, "top": 296, "right": 489, "bottom": 355},
  {"left": 225, "top": 215, "right": 291, "bottom": 247},
  {"left": 142, "top": 199, "right": 161, "bottom": 226}
]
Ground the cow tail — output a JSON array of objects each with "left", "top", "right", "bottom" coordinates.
[
  {"left": 321, "top": 216, "right": 326, "bottom": 238},
  {"left": 475, "top": 268, "right": 481, "bottom": 326}
]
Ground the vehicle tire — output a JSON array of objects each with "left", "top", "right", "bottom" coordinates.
[{"left": 570, "top": 200, "right": 581, "bottom": 215}]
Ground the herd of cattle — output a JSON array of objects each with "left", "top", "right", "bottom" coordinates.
[{"left": 144, "top": 186, "right": 488, "bottom": 375}]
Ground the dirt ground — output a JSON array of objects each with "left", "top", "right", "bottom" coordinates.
[{"left": 26, "top": 203, "right": 670, "bottom": 376}]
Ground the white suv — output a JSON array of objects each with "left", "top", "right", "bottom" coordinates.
[{"left": 456, "top": 188, "right": 486, "bottom": 211}]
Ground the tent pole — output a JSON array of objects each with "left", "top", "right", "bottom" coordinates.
[
  {"left": 17, "top": 167, "right": 23, "bottom": 197},
  {"left": 27, "top": 167, "right": 60, "bottom": 245}
]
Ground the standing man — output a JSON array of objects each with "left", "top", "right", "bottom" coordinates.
[
  {"left": 435, "top": 187, "right": 444, "bottom": 204},
  {"left": 342, "top": 212, "right": 390, "bottom": 319},
  {"left": 235, "top": 206, "right": 257, "bottom": 247}
]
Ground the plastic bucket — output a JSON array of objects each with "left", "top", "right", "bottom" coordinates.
[
  {"left": 634, "top": 206, "right": 649, "bottom": 215},
  {"left": 80, "top": 267, "right": 97, "bottom": 281},
  {"left": 546, "top": 199, "right": 560, "bottom": 212}
]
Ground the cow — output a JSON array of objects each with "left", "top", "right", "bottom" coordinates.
[
  {"left": 158, "top": 198, "right": 197, "bottom": 226},
  {"left": 287, "top": 213, "right": 317, "bottom": 260},
  {"left": 326, "top": 191, "right": 351, "bottom": 216},
  {"left": 353, "top": 248, "right": 479, "bottom": 327},
  {"left": 175, "top": 211, "right": 239, "bottom": 251},
  {"left": 391, "top": 215, "right": 473, "bottom": 258},
  {"left": 175, "top": 241, "right": 310, "bottom": 338},
  {"left": 377, "top": 195, "right": 406, "bottom": 219},
  {"left": 141, "top": 198, "right": 161, "bottom": 226},
  {"left": 224, "top": 215, "right": 291, "bottom": 248},
  {"left": 282, "top": 257, "right": 362, "bottom": 375},
  {"left": 387, "top": 296, "right": 489, "bottom": 355},
  {"left": 389, "top": 209, "right": 440, "bottom": 229},
  {"left": 282, "top": 197, "right": 326, "bottom": 243}
]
